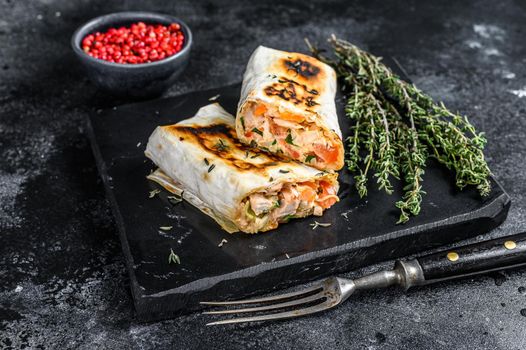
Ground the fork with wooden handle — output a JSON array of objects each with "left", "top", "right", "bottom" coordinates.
[{"left": 201, "top": 232, "right": 526, "bottom": 325}]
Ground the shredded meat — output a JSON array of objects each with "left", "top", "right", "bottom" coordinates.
[
  {"left": 241, "top": 102, "right": 340, "bottom": 169},
  {"left": 249, "top": 193, "right": 276, "bottom": 216},
  {"left": 239, "top": 179, "right": 338, "bottom": 232}
]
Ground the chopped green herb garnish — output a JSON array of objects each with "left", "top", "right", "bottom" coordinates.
[
  {"left": 285, "top": 130, "right": 296, "bottom": 145},
  {"left": 249, "top": 140, "right": 258, "bottom": 148},
  {"left": 204, "top": 158, "right": 209, "bottom": 166},
  {"left": 273, "top": 200, "right": 281, "bottom": 208},
  {"left": 269, "top": 177, "right": 274, "bottom": 182},
  {"left": 279, "top": 169, "right": 290, "bottom": 174},
  {"left": 240, "top": 116, "right": 245, "bottom": 130},
  {"left": 282, "top": 214, "right": 296, "bottom": 222},
  {"left": 214, "top": 139, "right": 229, "bottom": 151},
  {"left": 305, "top": 155, "right": 316, "bottom": 163},
  {"left": 251, "top": 153, "right": 261, "bottom": 159},
  {"left": 252, "top": 127, "right": 263, "bottom": 136},
  {"left": 149, "top": 189, "right": 161, "bottom": 198},
  {"left": 208, "top": 164, "right": 216, "bottom": 172},
  {"left": 271, "top": 139, "right": 277, "bottom": 146},
  {"left": 168, "top": 249, "right": 180, "bottom": 264}
]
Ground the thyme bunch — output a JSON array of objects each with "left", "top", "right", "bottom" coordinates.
[
  {"left": 345, "top": 83, "right": 399, "bottom": 197},
  {"left": 307, "top": 36, "right": 491, "bottom": 223}
]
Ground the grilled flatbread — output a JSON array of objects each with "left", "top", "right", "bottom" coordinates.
[
  {"left": 145, "top": 103, "right": 339, "bottom": 233},
  {"left": 236, "top": 46, "right": 344, "bottom": 171}
]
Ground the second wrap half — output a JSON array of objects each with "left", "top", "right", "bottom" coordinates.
[{"left": 236, "top": 46, "right": 344, "bottom": 171}]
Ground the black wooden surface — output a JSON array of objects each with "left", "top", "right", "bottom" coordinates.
[{"left": 86, "top": 81, "right": 510, "bottom": 321}]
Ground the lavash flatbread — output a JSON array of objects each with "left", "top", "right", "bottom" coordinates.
[{"left": 145, "top": 103, "right": 339, "bottom": 233}]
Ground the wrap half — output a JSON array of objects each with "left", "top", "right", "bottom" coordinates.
[
  {"left": 145, "top": 103, "right": 339, "bottom": 234},
  {"left": 236, "top": 46, "right": 344, "bottom": 171}
]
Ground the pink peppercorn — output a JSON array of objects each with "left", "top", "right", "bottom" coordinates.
[{"left": 82, "top": 22, "right": 185, "bottom": 64}]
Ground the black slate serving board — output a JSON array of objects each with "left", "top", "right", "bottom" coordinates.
[{"left": 86, "top": 66, "right": 510, "bottom": 322}]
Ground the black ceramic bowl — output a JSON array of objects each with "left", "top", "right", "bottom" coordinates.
[{"left": 71, "top": 12, "right": 192, "bottom": 98}]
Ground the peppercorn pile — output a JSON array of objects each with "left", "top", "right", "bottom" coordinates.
[{"left": 81, "top": 22, "right": 185, "bottom": 64}]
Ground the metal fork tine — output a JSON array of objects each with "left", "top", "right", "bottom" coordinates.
[
  {"left": 202, "top": 291, "right": 326, "bottom": 315},
  {"left": 200, "top": 284, "right": 323, "bottom": 306},
  {"left": 206, "top": 299, "right": 335, "bottom": 326}
]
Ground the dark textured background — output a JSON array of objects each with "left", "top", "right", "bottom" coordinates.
[{"left": 1, "top": 1, "right": 525, "bottom": 349}]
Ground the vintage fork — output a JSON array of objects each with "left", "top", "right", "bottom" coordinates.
[{"left": 201, "top": 232, "right": 526, "bottom": 325}]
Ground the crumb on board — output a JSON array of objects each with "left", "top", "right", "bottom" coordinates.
[
  {"left": 310, "top": 221, "right": 331, "bottom": 230},
  {"left": 149, "top": 189, "right": 161, "bottom": 198}
]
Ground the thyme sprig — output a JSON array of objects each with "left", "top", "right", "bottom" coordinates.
[{"left": 308, "top": 36, "right": 492, "bottom": 223}]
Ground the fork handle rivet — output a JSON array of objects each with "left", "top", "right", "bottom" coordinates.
[{"left": 447, "top": 252, "right": 459, "bottom": 262}]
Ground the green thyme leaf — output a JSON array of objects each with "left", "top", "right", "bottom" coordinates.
[
  {"left": 252, "top": 127, "right": 263, "bottom": 136},
  {"left": 167, "top": 197, "right": 182, "bottom": 205},
  {"left": 214, "top": 139, "right": 229, "bottom": 152},
  {"left": 208, "top": 94, "right": 220, "bottom": 101},
  {"left": 168, "top": 248, "right": 180, "bottom": 264},
  {"left": 149, "top": 189, "right": 161, "bottom": 198},
  {"left": 310, "top": 221, "right": 332, "bottom": 230}
]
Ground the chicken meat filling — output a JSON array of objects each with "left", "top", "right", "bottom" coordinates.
[
  {"left": 241, "top": 103, "right": 340, "bottom": 168},
  {"left": 237, "top": 180, "right": 339, "bottom": 231}
]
